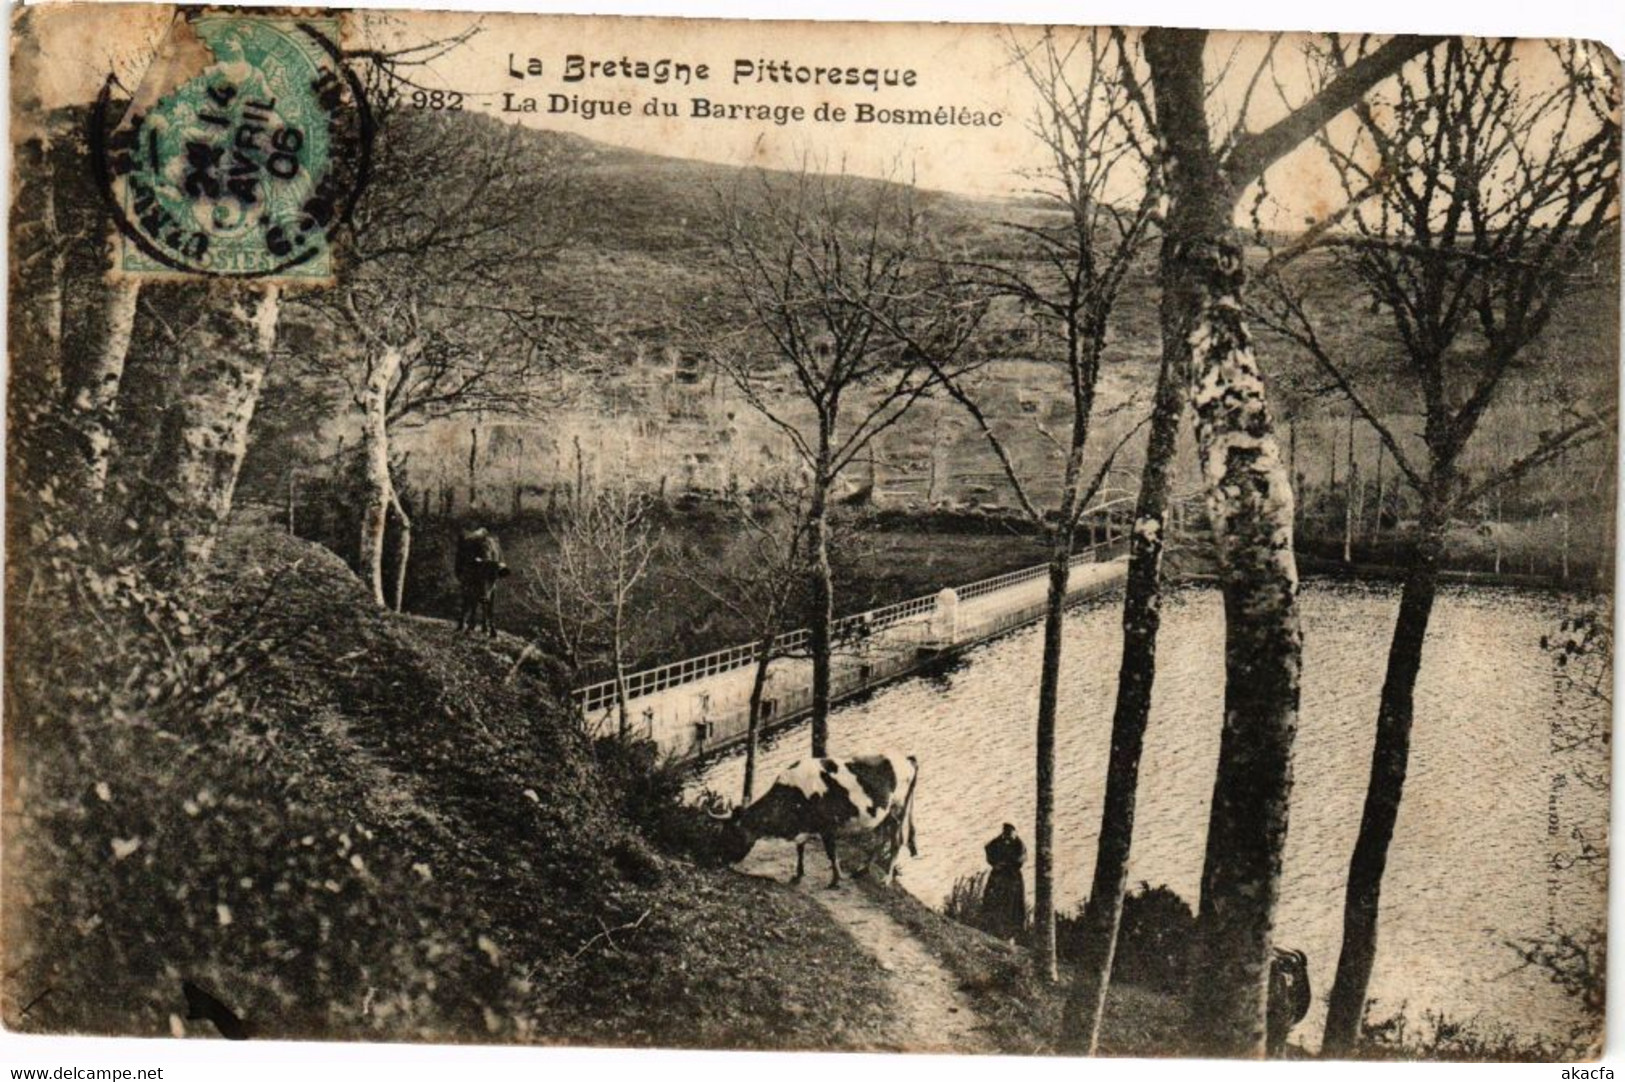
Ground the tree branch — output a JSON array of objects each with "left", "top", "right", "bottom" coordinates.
[{"left": 1223, "top": 35, "right": 1444, "bottom": 187}]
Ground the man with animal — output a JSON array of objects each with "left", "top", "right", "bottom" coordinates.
[
  {"left": 711, "top": 753, "right": 919, "bottom": 888},
  {"left": 455, "top": 526, "right": 509, "bottom": 636}
]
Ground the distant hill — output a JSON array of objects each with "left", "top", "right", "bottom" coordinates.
[{"left": 445, "top": 111, "right": 1617, "bottom": 416}]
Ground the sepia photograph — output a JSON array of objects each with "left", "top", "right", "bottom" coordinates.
[{"left": 3, "top": 0, "right": 1619, "bottom": 1072}]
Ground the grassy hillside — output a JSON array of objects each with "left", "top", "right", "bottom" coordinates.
[
  {"left": 2, "top": 528, "right": 899, "bottom": 1047},
  {"left": 473, "top": 116, "right": 1617, "bottom": 408}
]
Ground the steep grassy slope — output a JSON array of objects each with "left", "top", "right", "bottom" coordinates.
[{"left": 3, "top": 529, "right": 892, "bottom": 1048}]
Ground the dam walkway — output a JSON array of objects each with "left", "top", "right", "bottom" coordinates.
[{"left": 572, "top": 517, "right": 1171, "bottom": 762}]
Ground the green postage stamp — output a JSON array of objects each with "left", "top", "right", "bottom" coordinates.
[{"left": 94, "top": 13, "right": 369, "bottom": 281}]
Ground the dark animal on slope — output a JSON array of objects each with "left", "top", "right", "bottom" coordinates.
[
  {"left": 1267, "top": 947, "right": 1311, "bottom": 1057},
  {"left": 711, "top": 753, "right": 919, "bottom": 888},
  {"left": 182, "top": 980, "right": 250, "bottom": 1040},
  {"left": 455, "top": 526, "right": 509, "bottom": 636}
]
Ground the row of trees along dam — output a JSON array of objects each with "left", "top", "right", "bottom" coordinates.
[{"left": 12, "top": 21, "right": 1616, "bottom": 1059}]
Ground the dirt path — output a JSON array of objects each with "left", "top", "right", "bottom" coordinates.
[{"left": 737, "top": 841, "right": 996, "bottom": 1054}]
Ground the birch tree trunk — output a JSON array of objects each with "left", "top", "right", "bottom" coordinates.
[
  {"left": 12, "top": 134, "right": 68, "bottom": 408},
  {"left": 1060, "top": 271, "right": 1188, "bottom": 1051},
  {"left": 146, "top": 286, "right": 280, "bottom": 578},
  {"left": 1183, "top": 223, "right": 1304, "bottom": 1063},
  {"left": 44, "top": 202, "right": 65, "bottom": 396},
  {"left": 41, "top": 171, "right": 66, "bottom": 404},
  {"left": 359, "top": 347, "right": 402, "bottom": 607},
  {"left": 38, "top": 139, "right": 66, "bottom": 403},
  {"left": 74, "top": 280, "right": 141, "bottom": 497},
  {"left": 1321, "top": 496, "right": 1446, "bottom": 1053},
  {"left": 1146, "top": 30, "right": 1305, "bottom": 1057}
]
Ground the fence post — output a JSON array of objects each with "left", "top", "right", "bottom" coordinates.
[{"left": 934, "top": 587, "right": 960, "bottom": 646}]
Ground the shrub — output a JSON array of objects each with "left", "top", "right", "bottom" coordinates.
[
  {"left": 1111, "top": 883, "right": 1195, "bottom": 992},
  {"left": 589, "top": 733, "right": 726, "bottom": 865},
  {"left": 942, "top": 876, "right": 1194, "bottom": 994},
  {"left": 1359, "top": 1004, "right": 1578, "bottom": 1061},
  {"left": 943, "top": 872, "right": 989, "bottom": 928},
  {"left": 1047, "top": 883, "right": 1195, "bottom": 992}
]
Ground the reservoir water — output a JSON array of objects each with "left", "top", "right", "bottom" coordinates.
[{"left": 697, "top": 580, "right": 1609, "bottom": 1049}]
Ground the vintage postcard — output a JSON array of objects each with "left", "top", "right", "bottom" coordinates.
[{"left": 4, "top": 2, "right": 1618, "bottom": 1066}]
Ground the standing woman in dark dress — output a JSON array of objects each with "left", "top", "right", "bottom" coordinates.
[{"left": 982, "top": 823, "right": 1027, "bottom": 941}]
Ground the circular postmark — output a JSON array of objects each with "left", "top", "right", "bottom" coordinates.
[{"left": 91, "top": 13, "right": 372, "bottom": 280}]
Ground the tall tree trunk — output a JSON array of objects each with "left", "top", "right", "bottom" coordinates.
[
  {"left": 359, "top": 348, "right": 402, "bottom": 607},
  {"left": 14, "top": 132, "right": 70, "bottom": 410},
  {"left": 73, "top": 280, "right": 141, "bottom": 497},
  {"left": 1146, "top": 29, "right": 1305, "bottom": 1057},
  {"left": 1372, "top": 442, "right": 1386, "bottom": 547},
  {"left": 1030, "top": 528, "right": 1073, "bottom": 983},
  {"left": 44, "top": 226, "right": 65, "bottom": 399},
  {"left": 389, "top": 485, "right": 412, "bottom": 613},
  {"left": 1060, "top": 270, "right": 1188, "bottom": 1052},
  {"left": 1344, "top": 415, "right": 1358, "bottom": 563},
  {"left": 1184, "top": 232, "right": 1303, "bottom": 1060},
  {"left": 1493, "top": 431, "right": 1504, "bottom": 574},
  {"left": 145, "top": 286, "right": 280, "bottom": 578},
  {"left": 37, "top": 153, "right": 67, "bottom": 403},
  {"left": 808, "top": 476, "right": 834, "bottom": 757},
  {"left": 744, "top": 634, "right": 773, "bottom": 804},
  {"left": 1322, "top": 497, "right": 1446, "bottom": 1054}
]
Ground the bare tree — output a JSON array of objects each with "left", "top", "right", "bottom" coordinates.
[
  {"left": 533, "top": 482, "right": 662, "bottom": 735},
  {"left": 673, "top": 475, "right": 809, "bottom": 802},
  {"left": 1141, "top": 28, "right": 1444, "bottom": 1055},
  {"left": 710, "top": 166, "right": 984, "bottom": 757},
  {"left": 303, "top": 105, "right": 576, "bottom": 608},
  {"left": 138, "top": 286, "right": 282, "bottom": 577},
  {"left": 909, "top": 28, "right": 1158, "bottom": 987},
  {"left": 1249, "top": 38, "right": 1620, "bottom": 1054},
  {"left": 11, "top": 112, "right": 143, "bottom": 502}
]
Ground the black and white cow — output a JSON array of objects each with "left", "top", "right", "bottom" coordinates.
[{"left": 712, "top": 753, "right": 919, "bottom": 888}]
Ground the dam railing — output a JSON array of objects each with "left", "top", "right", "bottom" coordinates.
[{"left": 571, "top": 492, "right": 1204, "bottom": 757}]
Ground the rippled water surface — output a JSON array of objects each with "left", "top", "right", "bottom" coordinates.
[{"left": 698, "top": 581, "right": 1609, "bottom": 1047}]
